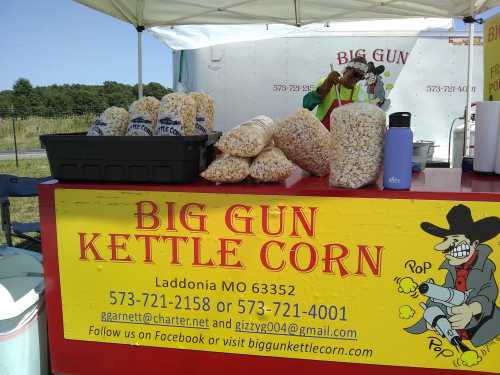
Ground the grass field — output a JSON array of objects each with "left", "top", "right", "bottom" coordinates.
[
  {"left": 0, "top": 114, "right": 93, "bottom": 151},
  {"left": 0, "top": 114, "right": 96, "bottom": 249},
  {"left": 0, "top": 158, "right": 51, "bottom": 247},
  {"left": 0, "top": 115, "right": 86, "bottom": 248}
]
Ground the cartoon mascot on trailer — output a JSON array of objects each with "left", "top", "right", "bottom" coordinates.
[
  {"left": 406, "top": 204, "right": 500, "bottom": 349},
  {"left": 364, "top": 62, "right": 389, "bottom": 110}
]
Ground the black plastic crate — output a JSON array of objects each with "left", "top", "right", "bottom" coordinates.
[{"left": 40, "top": 132, "right": 221, "bottom": 184}]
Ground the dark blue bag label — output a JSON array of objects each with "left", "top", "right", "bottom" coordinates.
[
  {"left": 196, "top": 116, "right": 208, "bottom": 135},
  {"left": 127, "top": 115, "right": 153, "bottom": 136},
  {"left": 156, "top": 112, "right": 182, "bottom": 136},
  {"left": 87, "top": 118, "right": 112, "bottom": 136}
]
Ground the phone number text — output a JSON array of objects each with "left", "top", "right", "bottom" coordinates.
[
  {"left": 273, "top": 84, "right": 314, "bottom": 92},
  {"left": 426, "top": 85, "right": 477, "bottom": 93},
  {"left": 108, "top": 291, "right": 347, "bottom": 321}
]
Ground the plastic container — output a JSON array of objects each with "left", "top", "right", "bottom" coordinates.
[
  {"left": 0, "top": 246, "right": 47, "bottom": 375},
  {"left": 40, "top": 132, "right": 221, "bottom": 183},
  {"left": 412, "top": 141, "right": 432, "bottom": 172},
  {"left": 452, "top": 123, "right": 475, "bottom": 168},
  {"left": 383, "top": 112, "right": 413, "bottom": 190},
  {"left": 416, "top": 140, "right": 436, "bottom": 162}
]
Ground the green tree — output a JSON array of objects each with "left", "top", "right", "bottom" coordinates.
[
  {"left": 13, "top": 78, "right": 33, "bottom": 97},
  {"left": 3, "top": 79, "right": 173, "bottom": 117},
  {"left": 30, "top": 88, "right": 45, "bottom": 116},
  {"left": 0, "top": 91, "right": 13, "bottom": 116},
  {"left": 13, "top": 78, "right": 33, "bottom": 117},
  {"left": 143, "top": 82, "right": 172, "bottom": 99},
  {"left": 44, "top": 91, "right": 72, "bottom": 116},
  {"left": 102, "top": 81, "right": 135, "bottom": 108}
]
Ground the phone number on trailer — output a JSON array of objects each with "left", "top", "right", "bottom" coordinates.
[
  {"left": 108, "top": 291, "right": 348, "bottom": 321},
  {"left": 425, "top": 85, "right": 477, "bottom": 93},
  {"left": 273, "top": 84, "right": 315, "bottom": 92}
]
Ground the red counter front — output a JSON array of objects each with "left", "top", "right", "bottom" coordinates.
[{"left": 39, "top": 169, "right": 500, "bottom": 375}]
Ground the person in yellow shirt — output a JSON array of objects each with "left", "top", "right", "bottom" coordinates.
[{"left": 303, "top": 56, "right": 368, "bottom": 129}]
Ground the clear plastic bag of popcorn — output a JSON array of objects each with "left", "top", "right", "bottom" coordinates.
[
  {"left": 329, "top": 103, "right": 386, "bottom": 189},
  {"left": 216, "top": 116, "right": 274, "bottom": 157},
  {"left": 200, "top": 155, "right": 250, "bottom": 183},
  {"left": 273, "top": 109, "right": 330, "bottom": 176},
  {"left": 87, "top": 107, "right": 129, "bottom": 136},
  {"left": 127, "top": 96, "right": 160, "bottom": 136},
  {"left": 129, "top": 96, "right": 160, "bottom": 123},
  {"left": 250, "top": 147, "right": 295, "bottom": 182},
  {"left": 126, "top": 113, "right": 155, "bottom": 136},
  {"left": 157, "top": 93, "right": 196, "bottom": 136},
  {"left": 189, "top": 92, "right": 215, "bottom": 135}
]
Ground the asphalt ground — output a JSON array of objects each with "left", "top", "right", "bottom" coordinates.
[{"left": 0, "top": 149, "right": 46, "bottom": 160}]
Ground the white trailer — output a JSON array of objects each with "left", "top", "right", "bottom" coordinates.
[{"left": 173, "top": 31, "right": 483, "bottom": 161}]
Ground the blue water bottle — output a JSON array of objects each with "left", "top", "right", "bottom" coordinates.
[{"left": 383, "top": 112, "right": 413, "bottom": 190}]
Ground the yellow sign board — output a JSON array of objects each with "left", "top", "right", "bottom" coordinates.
[
  {"left": 484, "top": 13, "right": 500, "bottom": 100},
  {"left": 55, "top": 189, "right": 500, "bottom": 372}
]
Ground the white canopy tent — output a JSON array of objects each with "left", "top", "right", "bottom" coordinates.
[
  {"left": 149, "top": 18, "right": 453, "bottom": 50},
  {"left": 74, "top": 1, "right": 498, "bottom": 27},
  {"left": 74, "top": 0, "right": 499, "bottom": 89},
  {"left": 74, "top": 0, "right": 500, "bottom": 154}
]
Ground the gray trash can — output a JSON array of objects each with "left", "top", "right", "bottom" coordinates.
[{"left": 0, "top": 246, "right": 48, "bottom": 375}]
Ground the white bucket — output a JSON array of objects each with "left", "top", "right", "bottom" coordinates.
[{"left": 0, "top": 247, "right": 48, "bottom": 375}]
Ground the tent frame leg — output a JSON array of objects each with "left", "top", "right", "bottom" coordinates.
[
  {"left": 137, "top": 26, "right": 145, "bottom": 99},
  {"left": 464, "top": 11, "right": 474, "bottom": 157}
]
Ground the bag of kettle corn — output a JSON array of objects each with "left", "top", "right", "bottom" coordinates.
[
  {"left": 216, "top": 115, "right": 274, "bottom": 157},
  {"left": 329, "top": 103, "right": 386, "bottom": 188}
]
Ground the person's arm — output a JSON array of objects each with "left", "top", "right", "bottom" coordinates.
[
  {"left": 316, "top": 70, "right": 341, "bottom": 99},
  {"left": 303, "top": 71, "right": 340, "bottom": 110}
]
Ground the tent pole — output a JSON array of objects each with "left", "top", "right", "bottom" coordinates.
[
  {"left": 137, "top": 26, "right": 145, "bottom": 99},
  {"left": 464, "top": 2, "right": 474, "bottom": 157}
]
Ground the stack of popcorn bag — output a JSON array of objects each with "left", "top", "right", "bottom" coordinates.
[
  {"left": 201, "top": 115, "right": 295, "bottom": 183},
  {"left": 86, "top": 92, "right": 215, "bottom": 138}
]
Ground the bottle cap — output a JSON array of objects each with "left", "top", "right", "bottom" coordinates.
[{"left": 389, "top": 112, "right": 411, "bottom": 128}]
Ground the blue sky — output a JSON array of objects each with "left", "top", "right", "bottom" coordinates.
[
  {"left": 0, "top": 1, "right": 498, "bottom": 92},
  {"left": 0, "top": 0, "right": 173, "bottom": 91}
]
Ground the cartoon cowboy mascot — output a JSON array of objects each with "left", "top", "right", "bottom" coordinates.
[
  {"left": 364, "top": 62, "right": 387, "bottom": 108},
  {"left": 406, "top": 204, "right": 500, "bottom": 347}
]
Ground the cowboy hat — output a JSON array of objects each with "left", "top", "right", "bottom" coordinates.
[
  {"left": 367, "top": 62, "right": 385, "bottom": 76},
  {"left": 421, "top": 204, "right": 500, "bottom": 243}
]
